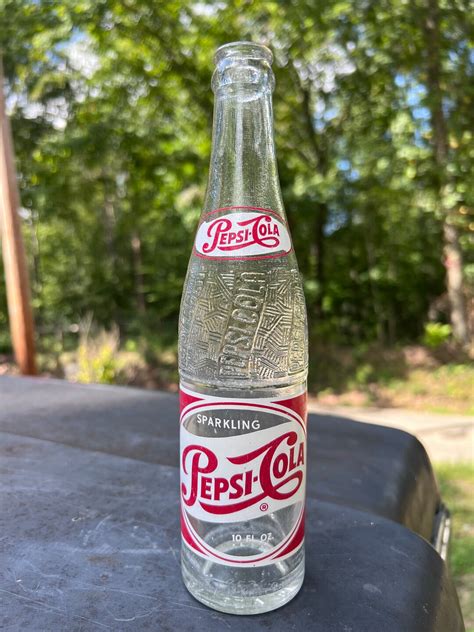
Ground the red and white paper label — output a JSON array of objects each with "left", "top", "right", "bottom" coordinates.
[
  {"left": 180, "top": 385, "right": 307, "bottom": 567},
  {"left": 194, "top": 206, "right": 292, "bottom": 260}
]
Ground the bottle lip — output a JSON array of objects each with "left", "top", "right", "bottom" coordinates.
[{"left": 214, "top": 41, "right": 273, "bottom": 66}]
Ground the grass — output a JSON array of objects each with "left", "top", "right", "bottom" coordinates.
[
  {"left": 310, "top": 344, "right": 474, "bottom": 414},
  {"left": 435, "top": 462, "right": 474, "bottom": 630},
  {"left": 383, "top": 365, "right": 474, "bottom": 415}
]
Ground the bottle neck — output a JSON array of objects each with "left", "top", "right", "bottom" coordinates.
[{"left": 204, "top": 83, "right": 284, "bottom": 215}]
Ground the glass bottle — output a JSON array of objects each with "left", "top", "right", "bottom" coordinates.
[{"left": 179, "top": 41, "right": 308, "bottom": 615}]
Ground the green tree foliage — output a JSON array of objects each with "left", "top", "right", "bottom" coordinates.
[{"left": 0, "top": 0, "right": 472, "bottom": 350}]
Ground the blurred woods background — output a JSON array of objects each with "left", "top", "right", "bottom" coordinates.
[{"left": 0, "top": 0, "right": 473, "bottom": 409}]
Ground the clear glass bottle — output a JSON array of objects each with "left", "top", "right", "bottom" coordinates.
[{"left": 179, "top": 41, "right": 308, "bottom": 615}]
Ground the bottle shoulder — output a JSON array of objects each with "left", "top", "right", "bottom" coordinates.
[{"left": 179, "top": 258, "right": 308, "bottom": 386}]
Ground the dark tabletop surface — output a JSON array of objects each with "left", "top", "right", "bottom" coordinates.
[{"left": 0, "top": 376, "right": 464, "bottom": 631}]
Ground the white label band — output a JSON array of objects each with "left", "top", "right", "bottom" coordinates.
[
  {"left": 180, "top": 386, "right": 307, "bottom": 566},
  {"left": 194, "top": 209, "right": 292, "bottom": 259}
]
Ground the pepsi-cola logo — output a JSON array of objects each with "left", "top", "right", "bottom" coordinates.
[
  {"left": 181, "top": 431, "right": 305, "bottom": 516},
  {"left": 194, "top": 211, "right": 291, "bottom": 259}
]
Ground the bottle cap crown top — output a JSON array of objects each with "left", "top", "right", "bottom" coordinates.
[
  {"left": 212, "top": 41, "right": 274, "bottom": 92},
  {"left": 214, "top": 41, "right": 273, "bottom": 65}
]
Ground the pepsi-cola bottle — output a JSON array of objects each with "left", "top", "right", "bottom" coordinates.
[{"left": 179, "top": 41, "right": 308, "bottom": 615}]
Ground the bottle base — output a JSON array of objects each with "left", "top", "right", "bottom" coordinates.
[{"left": 181, "top": 558, "right": 305, "bottom": 615}]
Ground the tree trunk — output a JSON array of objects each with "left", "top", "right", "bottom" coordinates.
[
  {"left": 443, "top": 222, "right": 469, "bottom": 343},
  {"left": 102, "top": 186, "right": 117, "bottom": 267},
  {"left": 313, "top": 202, "right": 327, "bottom": 315},
  {"left": 131, "top": 231, "right": 146, "bottom": 315},
  {"left": 300, "top": 82, "right": 329, "bottom": 316},
  {"left": 423, "top": 0, "right": 469, "bottom": 344},
  {"left": 0, "top": 58, "right": 37, "bottom": 374},
  {"left": 363, "top": 212, "right": 386, "bottom": 344}
]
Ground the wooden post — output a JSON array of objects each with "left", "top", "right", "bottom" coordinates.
[{"left": 0, "top": 58, "right": 37, "bottom": 375}]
